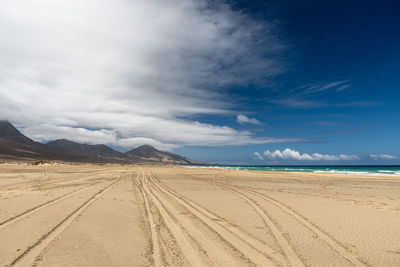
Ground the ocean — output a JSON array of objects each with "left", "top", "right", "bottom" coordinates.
[{"left": 193, "top": 165, "right": 400, "bottom": 176}]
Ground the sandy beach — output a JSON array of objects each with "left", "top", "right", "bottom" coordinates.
[{"left": 1, "top": 163, "right": 399, "bottom": 266}]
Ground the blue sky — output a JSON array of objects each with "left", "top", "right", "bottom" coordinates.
[
  {"left": 0, "top": 0, "right": 399, "bottom": 164},
  {"left": 176, "top": 0, "right": 400, "bottom": 164}
]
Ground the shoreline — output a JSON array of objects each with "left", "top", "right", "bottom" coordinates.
[{"left": 185, "top": 166, "right": 400, "bottom": 178}]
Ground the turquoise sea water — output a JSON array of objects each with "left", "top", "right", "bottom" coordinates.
[{"left": 193, "top": 165, "right": 400, "bottom": 176}]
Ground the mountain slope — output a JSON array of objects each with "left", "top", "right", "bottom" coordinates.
[
  {"left": 0, "top": 120, "right": 200, "bottom": 164},
  {"left": 0, "top": 121, "right": 82, "bottom": 161},
  {"left": 0, "top": 120, "right": 35, "bottom": 145},
  {"left": 125, "top": 145, "right": 194, "bottom": 164},
  {"left": 46, "top": 139, "right": 128, "bottom": 162}
]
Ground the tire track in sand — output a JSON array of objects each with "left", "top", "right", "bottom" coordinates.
[
  {"left": 147, "top": 176, "right": 249, "bottom": 266},
  {"left": 148, "top": 173, "right": 282, "bottom": 266},
  {"left": 228, "top": 183, "right": 367, "bottom": 267},
  {"left": 138, "top": 172, "right": 205, "bottom": 266},
  {"left": 6, "top": 178, "right": 121, "bottom": 267},
  {"left": 132, "top": 175, "right": 162, "bottom": 267},
  {"left": 227, "top": 187, "right": 305, "bottom": 267},
  {"left": 0, "top": 181, "right": 99, "bottom": 229},
  {"left": 0, "top": 174, "right": 96, "bottom": 199}
]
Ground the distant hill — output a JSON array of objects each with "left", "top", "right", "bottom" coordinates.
[
  {"left": 0, "top": 120, "right": 82, "bottom": 161},
  {"left": 0, "top": 120, "right": 35, "bottom": 145},
  {"left": 0, "top": 120, "right": 200, "bottom": 165},
  {"left": 126, "top": 145, "right": 194, "bottom": 164},
  {"left": 46, "top": 139, "right": 128, "bottom": 162}
]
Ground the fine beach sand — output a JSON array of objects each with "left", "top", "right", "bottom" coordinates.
[{"left": 1, "top": 163, "right": 399, "bottom": 266}]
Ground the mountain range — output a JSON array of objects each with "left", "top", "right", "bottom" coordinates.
[{"left": 0, "top": 120, "right": 199, "bottom": 165}]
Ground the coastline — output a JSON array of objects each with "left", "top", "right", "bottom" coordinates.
[{"left": 186, "top": 164, "right": 400, "bottom": 177}]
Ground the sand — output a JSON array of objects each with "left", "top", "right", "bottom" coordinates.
[{"left": 0, "top": 163, "right": 399, "bottom": 266}]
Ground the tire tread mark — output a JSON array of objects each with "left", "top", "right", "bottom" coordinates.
[
  {"left": 240, "top": 186, "right": 367, "bottom": 267},
  {"left": 7, "top": 178, "right": 121, "bottom": 267},
  {"left": 227, "top": 187, "right": 305, "bottom": 267},
  {"left": 147, "top": 180, "right": 245, "bottom": 266},
  {"left": 151, "top": 175, "right": 285, "bottom": 264},
  {"left": 149, "top": 174, "right": 279, "bottom": 266},
  {"left": 141, "top": 172, "right": 206, "bottom": 266},
  {"left": 132, "top": 175, "right": 162, "bottom": 267},
  {"left": 0, "top": 182, "right": 99, "bottom": 229}
]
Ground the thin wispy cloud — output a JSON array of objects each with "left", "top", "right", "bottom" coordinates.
[
  {"left": 270, "top": 98, "right": 322, "bottom": 108},
  {"left": 299, "top": 80, "right": 350, "bottom": 95},
  {"left": 334, "top": 101, "right": 382, "bottom": 107},
  {"left": 370, "top": 154, "right": 399, "bottom": 160},
  {"left": 260, "top": 148, "right": 359, "bottom": 161},
  {"left": 335, "top": 84, "right": 351, "bottom": 92},
  {"left": 253, "top": 152, "right": 264, "bottom": 160},
  {"left": 270, "top": 80, "right": 366, "bottom": 108},
  {"left": 0, "top": 0, "right": 290, "bottom": 150}
]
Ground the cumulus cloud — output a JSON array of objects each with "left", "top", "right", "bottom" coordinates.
[
  {"left": 0, "top": 0, "right": 289, "bottom": 149},
  {"left": 370, "top": 154, "right": 399, "bottom": 160},
  {"left": 261, "top": 148, "right": 359, "bottom": 161},
  {"left": 237, "top": 115, "right": 261, "bottom": 125}
]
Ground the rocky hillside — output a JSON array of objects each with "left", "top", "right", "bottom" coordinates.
[{"left": 0, "top": 120, "right": 200, "bottom": 165}]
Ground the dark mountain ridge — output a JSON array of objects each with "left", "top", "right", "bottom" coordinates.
[
  {"left": 0, "top": 120, "right": 199, "bottom": 165},
  {"left": 46, "top": 139, "right": 127, "bottom": 161},
  {"left": 0, "top": 121, "right": 84, "bottom": 161},
  {"left": 0, "top": 120, "right": 35, "bottom": 145}
]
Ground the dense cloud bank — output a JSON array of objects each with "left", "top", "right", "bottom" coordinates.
[{"left": 0, "top": 0, "right": 287, "bottom": 150}]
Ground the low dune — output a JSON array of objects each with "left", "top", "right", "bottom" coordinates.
[{"left": 0, "top": 163, "right": 399, "bottom": 266}]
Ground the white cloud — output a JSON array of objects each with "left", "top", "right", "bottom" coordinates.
[
  {"left": 254, "top": 152, "right": 264, "bottom": 160},
  {"left": 0, "top": 0, "right": 288, "bottom": 149},
  {"left": 237, "top": 115, "right": 261, "bottom": 125},
  {"left": 22, "top": 124, "right": 117, "bottom": 145},
  {"left": 370, "top": 154, "right": 399, "bottom": 160},
  {"left": 261, "top": 148, "right": 359, "bottom": 161}
]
